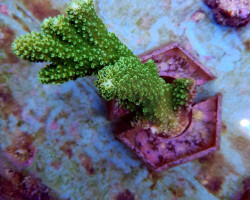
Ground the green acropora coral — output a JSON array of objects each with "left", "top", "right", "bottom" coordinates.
[
  {"left": 95, "top": 57, "right": 194, "bottom": 132},
  {"left": 12, "top": 0, "right": 195, "bottom": 134},
  {"left": 12, "top": 0, "right": 134, "bottom": 84}
]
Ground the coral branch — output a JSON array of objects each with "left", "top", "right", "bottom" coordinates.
[
  {"left": 12, "top": 0, "right": 133, "bottom": 84},
  {"left": 95, "top": 57, "right": 195, "bottom": 133}
]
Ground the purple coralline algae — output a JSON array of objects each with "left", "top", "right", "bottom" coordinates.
[{"left": 204, "top": 0, "right": 250, "bottom": 27}]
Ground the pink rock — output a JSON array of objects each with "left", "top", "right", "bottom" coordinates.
[
  {"left": 50, "top": 121, "right": 58, "bottom": 131},
  {"left": 204, "top": 0, "right": 250, "bottom": 27},
  {"left": 0, "top": 4, "right": 9, "bottom": 16}
]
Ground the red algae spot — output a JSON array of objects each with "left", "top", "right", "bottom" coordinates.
[
  {"left": 197, "top": 152, "right": 237, "bottom": 195},
  {"left": 221, "top": 121, "right": 227, "bottom": 134},
  {"left": 233, "top": 177, "right": 250, "bottom": 200},
  {"left": 70, "top": 122, "right": 79, "bottom": 136},
  {"left": 191, "top": 9, "right": 206, "bottom": 22},
  {"left": 168, "top": 185, "right": 185, "bottom": 198},
  {"left": 136, "top": 14, "right": 155, "bottom": 30},
  {"left": 21, "top": 0, "right": 60, "bottom": 21},
  {"left": 50, "top": 160, "right": 62, "bottom": 170},
  {"left": 244, "top": 40, "right": 250, "bottom": 52},
  {"left": 0, "top": 4, "right": 9, "bottom": 15},
  {"left": 116, "top": 189, "right": 135, "bottom": 200},
  {"left": 0, "top": 25, "right": 19, "bottom": 65},
  {"left": 79, "top": 153, "right": 95, "bottom": 175},
  {"left": 59, "top": 141, "right": 76, "bottom": 159},
  {"left": 11, "top": 14, "right": 31, "bottom": 32},
  {"left": 148, "top": 172, "right": 162, "bottom": 190},
  {"left": 177, "top": 177, "right": 186, "bottom": 187},
  {"left": 202, "top": 176, "right": 224, "bottom": 194},
  {"left": 203, "top": 55, "right": 213, "bottom": 61},
  {"left": 34, "top": 129, "right": 46, "bottom": 145},
  {"left": 50, "top": 121, "right": 59, "bottom": 131},
  {"left": 5, "top": 132, "right": 36, "bottom": 167},
  {"left": 0, "top": 85, "right": 22, "bottom": 119},
  {"left": 229, "top": 135, "right": 250, "bottom": 168}
]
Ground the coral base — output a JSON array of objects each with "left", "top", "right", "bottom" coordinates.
[{"left": 112, "top": 94, "right": 222, "bottom": 172}]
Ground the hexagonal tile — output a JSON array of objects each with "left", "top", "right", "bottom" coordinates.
[{"left": 113, "top": 94, "right": 222, "bottom": 172}]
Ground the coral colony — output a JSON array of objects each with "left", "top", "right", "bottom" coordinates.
[
  {"left": 12, "top": 0, "right": 195, "bottom": 135},
  {"left": 12, "top": 0, "right": 222, "bottom": 171}
]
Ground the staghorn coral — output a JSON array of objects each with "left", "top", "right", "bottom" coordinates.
[
  {"left": 95, "top": 57, "right": 195, "bottom": 133},
  {"left": 12, "top": 0, "right": 134, "bottom": 84},
  {"left": 12, "top": 0, "right": 196, "bottom": 135}
]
